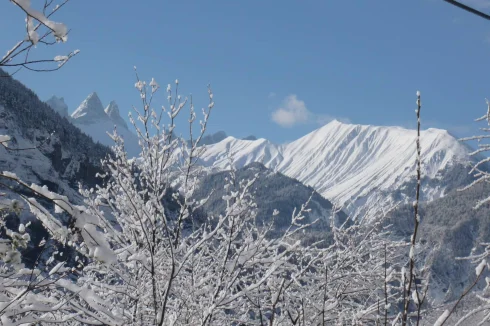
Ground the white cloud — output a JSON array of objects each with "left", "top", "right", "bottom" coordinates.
[
  {"left": 271, "top": 95, "right": 310, "bottom": 127},
  {"left": 271, "top": 94, "right": 349, "bottom": 128}
]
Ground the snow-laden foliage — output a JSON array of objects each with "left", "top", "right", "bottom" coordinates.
[
  {"left": 0, "top": 68, "right": 431, "bottom": 324},
  {"left": 459, "top": 99, "right": 490, "bottom": 209},
  {"left": 434, "top": 99, "right": 490, "bottom": 325},
  {"left": 63, "top": 75, "right": 406, "bottom": 325},
  {"left": 0, "top": 169, "right": 126, "bottom": 324}
]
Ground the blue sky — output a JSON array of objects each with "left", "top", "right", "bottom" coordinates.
[{"left": 2, "top": 0, "right": 490, "bottom": 143}]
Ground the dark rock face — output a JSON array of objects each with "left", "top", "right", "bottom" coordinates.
[
  {"left": 194, "top": 162, "right": 347, "bottom": 234},
  {"left": 197, "top": 131, "right": 228, "bottom": 146}
]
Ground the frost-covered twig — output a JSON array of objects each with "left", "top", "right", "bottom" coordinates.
[
  {"left": 459, "top": 99, "right": 490, "bottom": 209},
  {"left": 402, "top": 91, "right": 423, "bottom": 326},
  {"left": 0, "top": 131, "right": 54, "bottom": 151},
  {"left": 1, "top": 0, "right": 79, "bottom": 75},
  {"left": 434, "top": 262, "right": 486, "bottom": 326}
]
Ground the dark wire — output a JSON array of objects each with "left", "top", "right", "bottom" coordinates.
[{"left": 443, "top": 0, "right": 490, "bottom": 20}]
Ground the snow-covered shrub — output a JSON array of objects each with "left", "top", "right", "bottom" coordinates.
[{"left": 63, "top": 74, "right": 407, "bottom": 325}]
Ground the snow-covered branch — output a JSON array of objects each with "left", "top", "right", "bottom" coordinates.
[{"left": 1, "top": 0, "right": 79, "bottom": 75}]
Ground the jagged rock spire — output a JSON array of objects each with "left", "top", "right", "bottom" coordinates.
[
  {"left": 105, "top": 101, "right": 128, "bottom": 129},
  {"left": 71, "top": 92, "right": 106, "bottom": 124}
]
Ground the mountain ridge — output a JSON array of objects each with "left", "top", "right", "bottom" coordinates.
[
  {"left": 43, "top": 91, "right": 479, "bottom": 219},
  {"left": 199, "top": 119, "right": 477, "bottom": 218}
]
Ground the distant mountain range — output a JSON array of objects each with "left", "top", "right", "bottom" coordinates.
[
  {"left": 46, "top": 94, "right": 258, "bottom": 158},
  {"left": 199, "top": 121, "right": 478, "bottom": 219},
  {"left": 46, "top": 90, "right": 479, "bottom": 220},
  {"left": 46, "top": 93, "right": 140, "bottom": 157}
]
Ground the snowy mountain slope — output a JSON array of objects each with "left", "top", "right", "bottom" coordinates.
[
  {"left": 71, "top": 92, "right": 107, "bottom": 123},
  {"left": 0, "top": 105, "right": 79, "bottom": 200},
  {"left": 0, "top": 71, "right": 110, "bottom": 200},
  {"left": 0, "top": 70, "right": 118, "bottom": 273},
  {"left": 61, "top": 92, "right": 140, "bottom": 157},
  {"left": 200, "top": 120, "right": 476, "bottom": 218}
]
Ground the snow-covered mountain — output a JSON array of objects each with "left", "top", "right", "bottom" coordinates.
[
  {"left": 0, "top": 71, "right": 109, "bottom": 202},
  {"left": 200, "top": 120, "right": 476, "bottom": 219},
  {"left": 50, "top": 90, "right": 475, "bottom": 219},
  {"left": 47, "top": 92, "right": 140, "bottom": 157},
  {"left": 104, "top": 101, "right": 128, "bottom": 129},
  {"left": 71, "top": 92, "right": 108, "bottom": 123}
]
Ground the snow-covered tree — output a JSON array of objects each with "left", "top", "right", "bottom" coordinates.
[
  {"left": 0, "top": 172, "right": 124, "bottom": 325},
  {"left": 73, "top": 76, "right": 314, "bottom": 325},
  {"left": 430, "top": 99, "right": 490, "bottom": 326},
  {"left": 0, "top": 3, "right": 120, "bottom": 323},
  {"left": 247, "top": 218, "right": 407, "bottom": 326},
  {"left": 459, "top": 99, "right": 490, "bottom": 209},
  {"left": 61, "top": 73, "right": 407, "bottom": 326}
]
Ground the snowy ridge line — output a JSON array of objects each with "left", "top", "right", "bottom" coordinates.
[{"left": 199, "top": 120, "right": 474, "bottom": 217}]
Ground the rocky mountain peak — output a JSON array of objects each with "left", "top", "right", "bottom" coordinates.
[
  {"left": 46, "top": 96, "right": 69, "bottom": 118},
  {"left": 104, "top": 100, "right": 128, "bottom": 129},
  {"left": 71, "top": 92, "right": 106, "bottom": 124}
]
